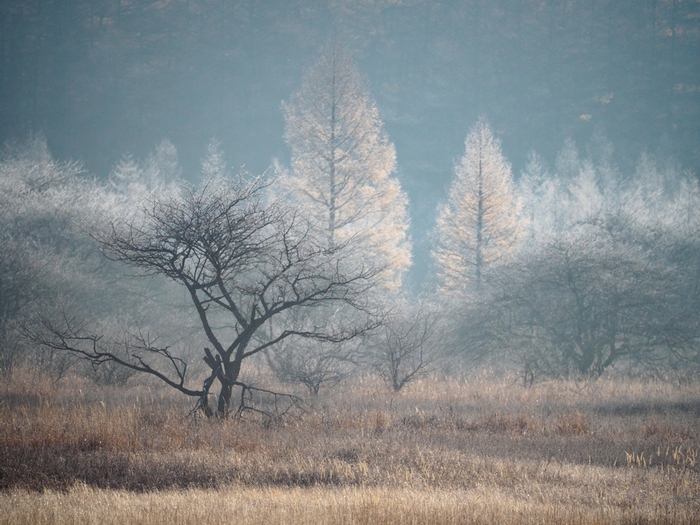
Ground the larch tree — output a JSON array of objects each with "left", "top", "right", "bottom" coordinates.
[
  {"left": 555, "top": 137, "right": 581, "bottom": 182},
  {"left": 568, "top": 160, "right": 604, "bottom": 223},
  {"left": 433, "top": 118, "right": 522, "bottom": 292},
  {"left": 281, "top": 44, "right": 411, "bottom": 291},
  {"left": 518, "top": 150, "right": 570, "bottom": 244},
  {"left": 200, "top": 139, "right": 228, "bottom": 180},
  {"left": 108, "top": 139, "right": 181, "bottom": 205}
]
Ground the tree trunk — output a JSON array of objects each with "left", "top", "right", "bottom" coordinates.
[
  {"left": 217, "top": 380, "right": 232, "bottom": 417},
  {"left": 215, "top": 357, "right": 242, "bottom": 417},
  {"left": 203, "top": 347, "right": 242, "bottom": 418}
]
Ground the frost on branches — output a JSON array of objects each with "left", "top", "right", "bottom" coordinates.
[
  {"left": 433, "top": 118, "right": 523, "bottom": 293},
  {"left": 281, "top": 44, "right": 411, "bottom": 291}
]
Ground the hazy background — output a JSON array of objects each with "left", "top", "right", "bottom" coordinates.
[{"left": 2, "top": 0, "right": 699, "bottom": 287}]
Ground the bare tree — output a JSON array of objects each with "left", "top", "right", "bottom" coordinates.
[
  {"left": 265, "top": 337, "right": 356, "bottom": 396},
  {"left": 35, "top": 174, "right": 384, "bottom": 417},
  {"left": 368, "top": 297, "right": 443, "bottom": 392},
  {"left": 470, "top": 210, "right": 700, "bottom": 380}
]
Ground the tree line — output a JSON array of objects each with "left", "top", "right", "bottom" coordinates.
[
  {"left": 436, "top": 117, "right": 700, "bottom": 382},
  {"left": 2, "top": 45, "right": 699, "bottom": 417}
]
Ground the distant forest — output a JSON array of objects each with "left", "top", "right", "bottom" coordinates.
[{"left": 2, "top": 0, "right": 699, "bottom": 284}]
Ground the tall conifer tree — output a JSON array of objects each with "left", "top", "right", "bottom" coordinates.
[
  {"left": 433, "top": 118, "right": 522, "bottom": 292},
  {"left": 282, "top": 44, "right": 411, "bottom": 290}
]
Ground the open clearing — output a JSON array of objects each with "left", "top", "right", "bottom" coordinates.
[{"left": 1, "top": 372, "right": 698, "bottom": 524}]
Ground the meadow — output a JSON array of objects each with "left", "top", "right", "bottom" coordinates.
[{"left": 1, "top": 370, "right": 699, "bottom": 524}]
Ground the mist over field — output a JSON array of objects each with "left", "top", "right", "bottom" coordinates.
[{"left": 1, "top": 2, "right": 700, "bottom": 524}]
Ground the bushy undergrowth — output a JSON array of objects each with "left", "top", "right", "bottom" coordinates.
[{"left": 0, "top": 369, "right": 698, "bottom": 523}]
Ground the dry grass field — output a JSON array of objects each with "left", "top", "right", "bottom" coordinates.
[{"left": 1, "top": 370, "right": 699, "bottom": 524}]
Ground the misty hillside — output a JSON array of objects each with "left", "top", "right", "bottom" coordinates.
[{"left": 2, "top": 0, "right": 699, "bottom": 286}]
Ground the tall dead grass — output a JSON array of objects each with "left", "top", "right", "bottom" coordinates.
[
  {"left": 2, "top": 484, "right": 698, "bottom": 525},
  {"left": 0, "top": 369, "right": 698, "bottom": 523}
]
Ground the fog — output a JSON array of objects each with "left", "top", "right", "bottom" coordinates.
[
  {"left": 2, "top": 1, "right": 700, "bottom": 402},
  {"left": 3, "top": 11, "right": 700, "bottom": 515},
  {"left": 2, "top": 0, "right": 699, "bottom": 288}
]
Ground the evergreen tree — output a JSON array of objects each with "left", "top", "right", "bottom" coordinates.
[
  {"left": 433, "top": 118, "right": 522, "bottom": 292},
  {"left": 568, "top": 160, "right": 604, "bottom": 223},
  {"left": 281, "top": 44, "right": 411, "bottom": 290},
  {"left": 201, "top": 139, "right": 228, "bottom": 180},
  {"left": 108, "top": 140, "right": 181, "bottom": 203},
  {"left": 519, "top": 151, "right": 550, "bottom": 240},
  {"left": 555, "top": 137, "right": 581, "bottom": 182},
  {"left": 145, "top": 139, "right": 181, "bottom": 188}
]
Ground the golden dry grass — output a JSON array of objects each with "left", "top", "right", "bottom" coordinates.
[
  {"left": 2, "top": 484, "right": 699, "bottom": 525},
  {"left": 1, "top": 370, "right": 699, "bottom": 524}
]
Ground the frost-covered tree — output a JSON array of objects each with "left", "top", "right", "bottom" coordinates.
[
  {"left": 555, "top": 137, "right": 581, "bottom": 182},
  {"left": 518, "top": 151, "right": 566, "bottom": 243},
  {"left": 0, "top": 137, "right": 198, "bottom": 382},
  {"left": 281, "top": 44, "right": 411, "bottom": 290},
  {"left": 585, "top": 126, "right": 620, "bottom": 194},
  {"left": 145, "top": 138, "right": 181, "bottom": 187},
  {"left": 457, "top": 147, "right": 700, "bottom": 380},
  {"left": 109, "top": 139, "right": 181, "bottom": 204},
  {"left": 201, "top": 139, "right": 228, "bottom": 180},
  {"left": 0, "top": 137, "right": 116, "bottom": 375},
  {"left": 674, "top": 175, "right": 700, "bottom": 228},
  {"left": 433, "top": 118, "right": 523, "bottom": 292},
  {"left": 108, "top": 155, "right": 139, "bottom": 195},
  {"left": 568, "top": 160, "right": 604, "bottom": 223}
]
